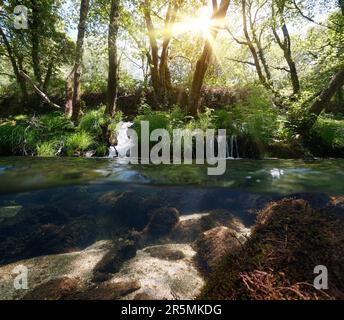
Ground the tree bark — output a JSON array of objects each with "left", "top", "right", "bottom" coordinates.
[
  {"left": 188, "top": 0, "right": 231, "bottom": 116},
  {"left": 106, "top": 0, "right": 120, "bottom": 117},
  {"left": 65, "top": 0, "right": 89, "bottom": 121}
]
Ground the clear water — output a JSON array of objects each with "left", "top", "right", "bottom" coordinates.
[{"left": 0, "top": 157, "right": 343, "bottom": 296}]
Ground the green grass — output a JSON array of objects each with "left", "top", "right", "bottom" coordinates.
[{"left": 65, "top": 131, "right": 94, "bottom": 156}]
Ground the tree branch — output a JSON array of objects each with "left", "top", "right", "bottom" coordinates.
[{"left": 19, "top": 71, "right": 62, "bottom": 109}]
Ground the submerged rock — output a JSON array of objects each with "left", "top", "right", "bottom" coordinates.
[
  {"left": 92, "top": 239, "right": 137, "bottom": 283},
  {"left": 144, "top": 207, "right": 180, "bottom": 238},
  {"left": 0, "top": 206, "right": 22, "bottom": 222},
  {"left": 145, "top": 246, "right": 185, "bottom": 261},
  {"left": 194, "top": 226, "right": 246, "bottom": 276},
  {"left": 23, "top": 277, "right": 81, "bottom": 300}
]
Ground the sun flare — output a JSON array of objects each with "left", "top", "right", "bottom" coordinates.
[{"left": 170, "top": 5, "right": 214, "bottom": 40}]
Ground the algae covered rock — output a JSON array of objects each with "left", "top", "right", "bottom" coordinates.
[
  {"left": 194, "top": 226, "right": 244, "bottom": 276},
  {"left": 200, "top": 199, "right": 344, "bottom": 300},
  {"left": 145, "top": 207, "right": 180, "bottom": 238}
]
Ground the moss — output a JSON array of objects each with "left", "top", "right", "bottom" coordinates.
[{"left": 200, "top": 199, "right": 344, "bottom": 300}]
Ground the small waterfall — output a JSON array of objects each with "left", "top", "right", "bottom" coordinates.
[
  {"left": 108, "top": 122, "right": 134, "bottom": 158},
  {"left": 226, "top": 135, "right": 240, "bottom": 159}
]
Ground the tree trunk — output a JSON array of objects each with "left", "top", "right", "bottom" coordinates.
[
  {"left": 339, "top": 0, "right": 344, "bottom": 15},
  {"left": 30, "top": 0, "right": 42, "bottom": 87},
  {"left": 272, "top": 4, "right": 300, "bottom": 95},
  {"left": 42, "top": 60, "right": 54, "bottom": 93},
  {"left": 106, "top": 0, "right": 120, "bottom": 117},
  {"left": 189, "top": 0, "right": 231, "bottom": 116},
  {"left": 65, "top": 0, "right": 89, "bottom": 121},
  {"left": 143, "top": 0, "right": 180, "bottom": 106},
  {"left": 309, "top": 68, "right": 344, "bottom": 116},
  {"left": 143, "top": 1, "right": 160, "bottom": 100}
]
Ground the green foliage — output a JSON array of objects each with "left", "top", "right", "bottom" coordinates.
[
  {"left": 312, "top": 115, "right": 344, "bottom": 148},
  {"left": 78, "top": 107, "right": 107, "bottom": 137},
  {"left": 65, "top": 131, "right": 94, "bottom": 156},
  {"left": 213, "top": 87, "right": 279, "bottom": 144},
  {"left": 95, "top": 143, "right": 109, "bottom": 157},
  {"left": 36, "top": 141, "right": 58, "bottom": 157}
]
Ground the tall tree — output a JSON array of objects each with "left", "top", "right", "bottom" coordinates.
[
  {"left": 271, "top": 0, "right": 300, "bottom": 95},
  {"left": 142, "top": 0, "right": 182, "bottom": 105},
  {"left": 65, "top": 0, "right": 90, "bottom": 121},
  {"left": 188, "top": 0, "right": 231, "bottom": 116},
  {"left": 106, "top": 0, "right": 121, "bottom": 117}
]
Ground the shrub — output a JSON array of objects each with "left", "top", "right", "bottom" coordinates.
[
  {"left": 213, "top": 87, "right": 278, "bottom": 144},
  {"left": 65, "top": 131, "right": 94, "bottom": 156},
  {"left": 37, "top": 141, "right": 57, "bottom": 157},
  {"left": 0, "top": 117, "right": 40, "bottom": 155},
  {"left": 78, "top": 107, "right": 107, "bottom": 137},
  {"left": 311, "top": 115, "right": 344, "bottom": 148}
]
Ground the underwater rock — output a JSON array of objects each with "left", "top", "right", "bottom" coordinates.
[
  {"left": 92, "top": 239, "right": 137, "bottom": 283},
  {"left": 170, "top": 213, "right": 212, "bottom": 243},
  {"left": 145, "top": 246, "right": 185, "bottom": 261},
  {"left": 110, "top": 192, "right": 152, "bottom": 230},
  {"left": 144, "top": 207, "right": 180, "bottom": 238},
  {"left": 23, "top": 277, "right": 81, "bottom": 300},
  {"left": 0, "top": 205, "right": 22, "bottom": 222},
  {"left": 194, "top": 226, "right": 245, "bottom": 276},
  {"left": 32, "top": 205, "right": 69, "bottom": 225}
]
